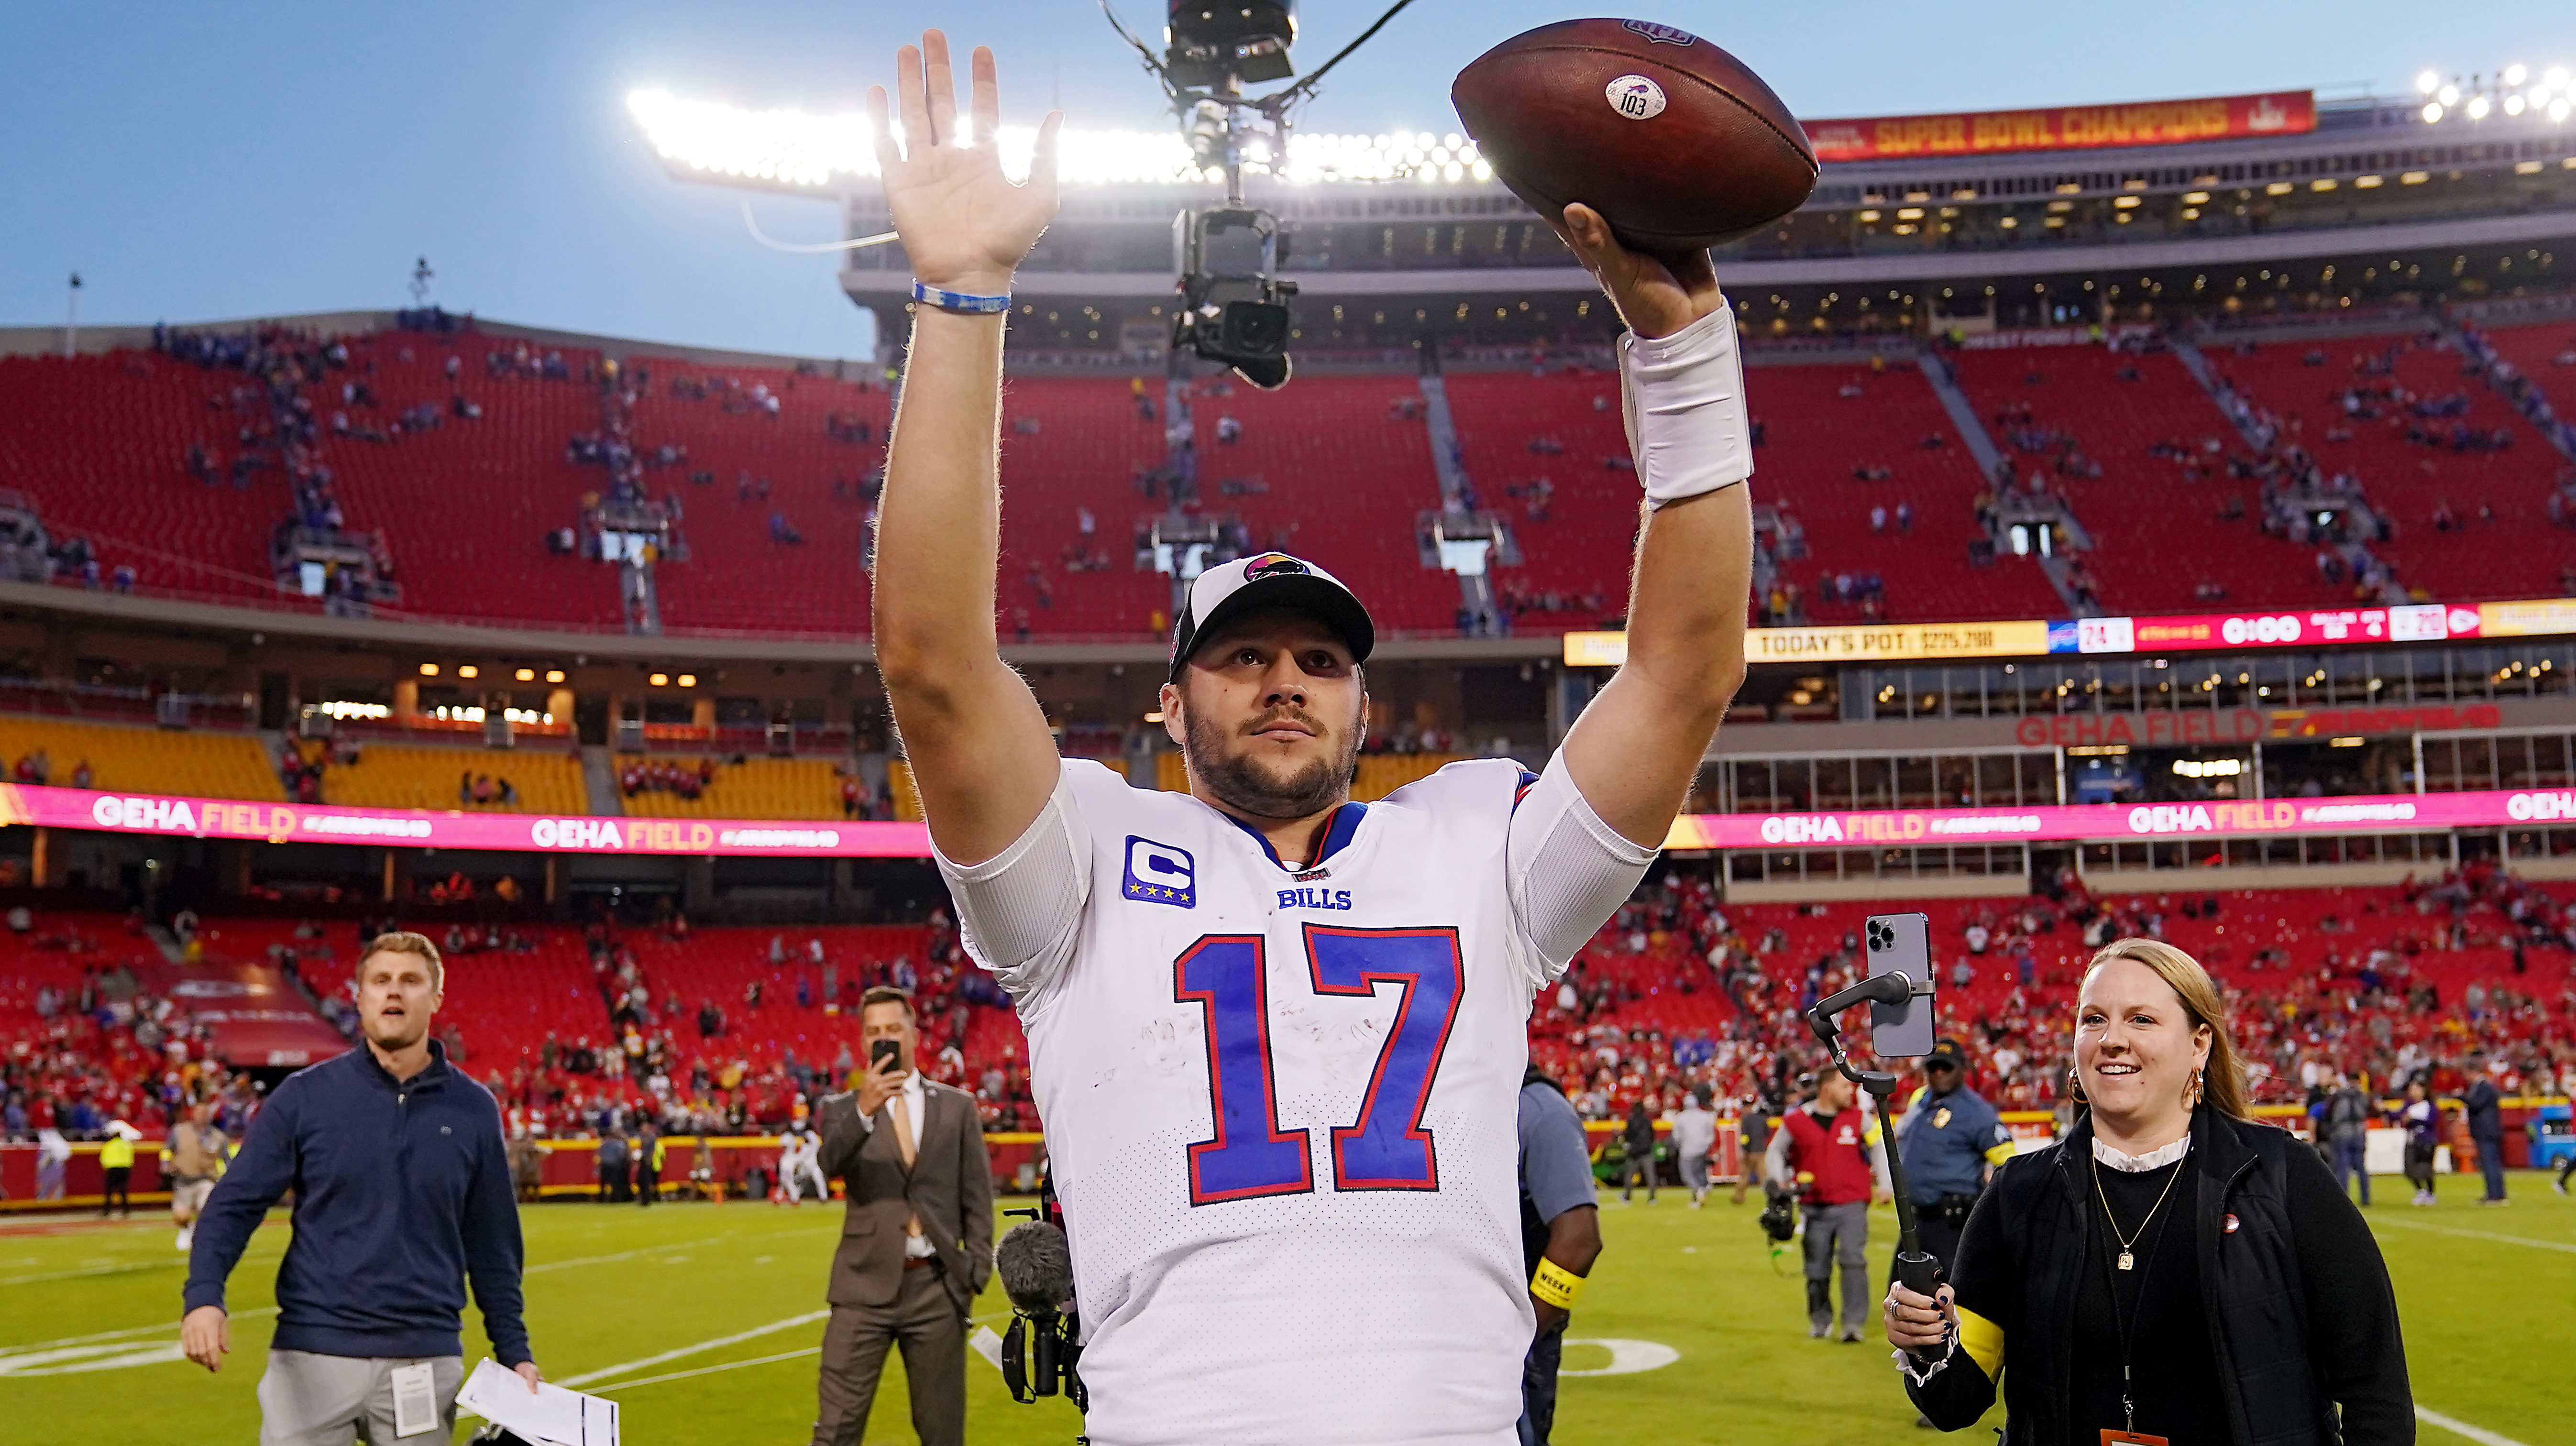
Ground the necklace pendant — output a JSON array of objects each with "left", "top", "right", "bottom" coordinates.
[{"left": 2117, "top": 1249, "right": 2136, "bottom": 1271}]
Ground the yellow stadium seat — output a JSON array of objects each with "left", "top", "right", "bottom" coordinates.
[
  {"left": 0, "top": 717, "right": 281, "bottom": 801},
  {"left": 888, "top": 760, "right": 923, "bottom": 822},
  {"left": 1354, "top": 754, "right": 1463, "bottom": 800},
  {"left": 615, "top": 756, "right": 849, "bottom": 820},
  {"left": 321, "top": 742, "right": 585, "bottom": 814}
]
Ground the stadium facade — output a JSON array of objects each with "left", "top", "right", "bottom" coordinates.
[{"left": 0, "top": 77, "right": 2570, "bottom": 924}]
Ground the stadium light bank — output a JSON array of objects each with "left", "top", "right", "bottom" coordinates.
[
  {"left": 2413, "top": 62, "right": 2574, "bottom": 124},
  {"left": 624, "top": 88, "right": 1494, "bottom": 193}
]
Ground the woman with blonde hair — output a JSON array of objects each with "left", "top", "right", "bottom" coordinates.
[{"left": 1885, "top": 938, "right": 2412, "bottom": 1445}]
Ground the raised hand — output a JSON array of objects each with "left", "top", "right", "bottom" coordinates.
[
  {"left": 1553, "top": 202, "right": 1722, "bottom": 340},
  {"left": 867, "top": 32, "right": 1064, "bottom": 298}
]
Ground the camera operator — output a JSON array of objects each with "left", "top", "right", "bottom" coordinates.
[
  {"left": 1884, "top": 940, "right": 2411, "bottom": 1445},
  {"left": 1766, "top": 1067, "right": 1890, "bottom": 1342},
  {"left": 1893, "top": 1039, "right": 2013, "bottom": 1278}
]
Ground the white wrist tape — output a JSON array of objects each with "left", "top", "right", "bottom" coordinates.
[{"left": 1618, "top": 299, "right": 1754, "bottom": 508}]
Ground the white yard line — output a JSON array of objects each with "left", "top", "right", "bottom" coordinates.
[
  {"left": 523, "top": 1239, "right": 730, "bottom": 1275},
  {"left": 2417, "top": 1405, "right": 2532, "bottom": 1446},
  {"left": 0, "top": 1260, "right": 185, "bottom": 1287},
  {"left": 5, "top": 1306, "right": 279, "bottom": 1354},
  {"left": 583, "top": 1346, "right": 820, "bottom": 1394},
  {"left": 2371, "top": 1216, "right": 2576, "bottom": 1255},
  {"left": 558, "top": 1310, "right": 830, "bottom": 1387}
]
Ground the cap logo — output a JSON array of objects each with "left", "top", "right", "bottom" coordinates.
[{"left": 1242, "top": 554, "right": 1309, "bottom": 580}]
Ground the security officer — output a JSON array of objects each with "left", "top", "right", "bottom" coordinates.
[
  {"left": 1892, "top": 1039, "right": 2013, "bottom": 1277},
  {"left": 98, "top": 1120, "right": 140, "bottom": 1218},
  {"left": 1516, "top": 1064, "right": 1601, "bottom": 1446}
]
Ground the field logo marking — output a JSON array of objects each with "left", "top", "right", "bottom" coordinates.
[
  {"left": 2417, "top": 1404, "right": 2532, "bottom": 1446},
  {"left": 1559, "top": 1338, "right": 1680, "bottom": 1377}
]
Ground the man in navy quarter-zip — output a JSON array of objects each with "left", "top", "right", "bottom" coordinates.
[{"left": 181, "top": 931, "right": 542, "bottom": 1445}]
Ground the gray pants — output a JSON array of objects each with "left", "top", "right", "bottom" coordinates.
[
  {"left": 257, "top": 1350, "right": 462, "bottom": 1446},
  {"left": 1679, "top": 1154, "right": 1710, "bottom": 1194},
  {"left": 1802, "top": 1201, "right": 1870, "bottom": 1332}
]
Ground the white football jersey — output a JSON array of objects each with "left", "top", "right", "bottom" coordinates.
[{"left": 940, "top": 754, "right": 1653, "bottom": 1446}]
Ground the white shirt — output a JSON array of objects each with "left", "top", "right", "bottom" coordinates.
[
  {"left": 854, "top": 1072, "right": 935, "bottom": 1258},
  {"left": 852, "top": 1072, "right": 927, "bottom": 1150},
  {"left": 1671, "top": 1105, "right": 1719, "bottom": 1161},
  {"left": 937, "top": 754, "right": 1655, "bottom": 1446}
]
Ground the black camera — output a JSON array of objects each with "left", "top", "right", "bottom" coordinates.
[
  {"left": 1164, "top": 0, "right": 1297, "bottom": 87},
  {"left": 996, "top": 1181, "right": 1086, "bottom": 1410},
  {"left": 1758, "top": 1183, "right": 1797, "bottom": 1244},
  {"left": 1000, "top": 1305, "right": 1085, "bottom": 1409},
  {"left": 1174, "top": 206, "right": 1297, "bottom": 388}
]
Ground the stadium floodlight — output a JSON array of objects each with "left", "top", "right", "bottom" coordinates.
[
  {"left": 2438, "top": 83, "right": 2461, "bottom": 106},
  {"left": 2422, "top": 102, "right": 2445, "bottom": 123},
  {"left": 2554, "top": 98, "right": 2573, "bottom": 123},
  {"left": 2506, "top": 94, "right": 2526, "bottom": 116},
  {"left": 2416, "top": 70, "right": 2441, "bottom": 94},
  {"left": 2548, "top": 66, "right": 2570, "bottom": 89},
  {"left": 2504, "top": 62, "right": 2528, "bottom": 87},
  {"left": 2533, "top": 86, "right": 2555, "bottom": 109},
  {"left": 627, "top": 88, "right": 1491, "bottom": 190},
  {"left": 2466, "top": 94, "right": 2492, "bottom": 119}
]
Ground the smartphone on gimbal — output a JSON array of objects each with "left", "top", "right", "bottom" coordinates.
[{"left": 1864, "top": 912, "right": 1936, "bottom": 1058}]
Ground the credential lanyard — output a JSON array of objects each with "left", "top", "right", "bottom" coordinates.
[{"left": 2092, "top": 1160, "right": 2182, "bottom": 1439}]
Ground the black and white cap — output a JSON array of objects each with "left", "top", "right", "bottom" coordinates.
[{"left": 1167, "top": 552, "right": 1376, "bottom": 682}]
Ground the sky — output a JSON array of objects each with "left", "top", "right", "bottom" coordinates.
[{"left": 5, "top": 1, "right": 2571, "bottom": 361}]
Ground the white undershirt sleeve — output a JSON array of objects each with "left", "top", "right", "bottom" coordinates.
[
  {"left": 931, "top": 763, "right": 1093, "bottom": 1008},
  {"left": 1505, "top": 752, "right": 1660, "bottom": 990}
]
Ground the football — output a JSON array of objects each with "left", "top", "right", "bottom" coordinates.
[{"left": 1451, "top": 18, "right": 1818, "bottom": 252}]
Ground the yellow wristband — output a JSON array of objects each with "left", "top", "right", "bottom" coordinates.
[{"left": 1530, "top": 1258, "right": 1585, "bottom": 1311}]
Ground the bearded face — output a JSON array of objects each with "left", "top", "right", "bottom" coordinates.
[{"left": 1167, "top": 612, "right": 1365, "bottom": 821}]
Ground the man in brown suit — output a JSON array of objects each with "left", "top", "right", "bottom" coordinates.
[{"left": 809, "top": 986, "right": 993, "bottom": 1446}]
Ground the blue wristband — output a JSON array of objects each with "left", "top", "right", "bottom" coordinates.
[{"left": 911, "top": 280, "right": 1013, "bottom": 315}]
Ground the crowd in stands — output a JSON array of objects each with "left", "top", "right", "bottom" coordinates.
[
  {"left": 0, "top": 911, "right": 257, "bottom": 1155},
  {"left": 1529, "top": 861, "right": 2576, "bottom": 1134},
  {"left": 11, "top": 750, "right": 93, "bottom": 789},
  {"left": 157, "top": 322, "right": 410, "bottom": 611},
  {"left": 273, "top": 736, "right": 357, "bottom": 804},
  {"left": 4, "top": 858, "right": 2570, "bottom": 1178},
  {"left": 622, "top": 756, "right": 714, "bottom": 802}
]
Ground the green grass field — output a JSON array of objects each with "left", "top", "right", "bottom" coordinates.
[{"left": 3, "top": 1173, "right": 2565, "bottom": 1445}]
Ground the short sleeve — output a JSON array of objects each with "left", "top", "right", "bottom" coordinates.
[
  {"left": 1517, "top": 1086, "right": 1598, "bottom": 1226},
  {"left": 933, "top": 762, "right": 1094, "bottom": 1008},
  {"left": 1505, "top": 751, "right": 1659, "bottom": 987}
]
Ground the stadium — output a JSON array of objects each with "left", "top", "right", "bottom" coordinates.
[{"left": 2, "top": 13, "right": 2574, "bottom": 1446}]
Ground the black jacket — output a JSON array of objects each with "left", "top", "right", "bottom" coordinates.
[{"left": 1905, "top": 1106, "right": 2411, "bottom": 1446}]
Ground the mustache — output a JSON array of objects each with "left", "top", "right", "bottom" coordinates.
[{"left": 1240, "top": 705, "right": 1330, "bottom": 738}]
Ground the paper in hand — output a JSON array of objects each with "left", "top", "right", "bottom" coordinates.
[{"left": 454, "top": 1358, "right": 620, "bottom": 1446}]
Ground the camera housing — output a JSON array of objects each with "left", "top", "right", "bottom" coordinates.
[
  {"left": 1173, "top": 205, "right": 1298, "bottom": 388},
  {"left": 1164, "top": 0, "right": 1298, "bottom": 87}
]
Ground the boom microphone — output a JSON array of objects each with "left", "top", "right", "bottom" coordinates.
[{"left": 995, "top": 1219, "right": 1076, "bottom": 1315}]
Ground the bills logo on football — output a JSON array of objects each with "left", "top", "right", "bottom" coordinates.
[{"left": 1122, "top": 836, "right": 1196, "bottom": 908}]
